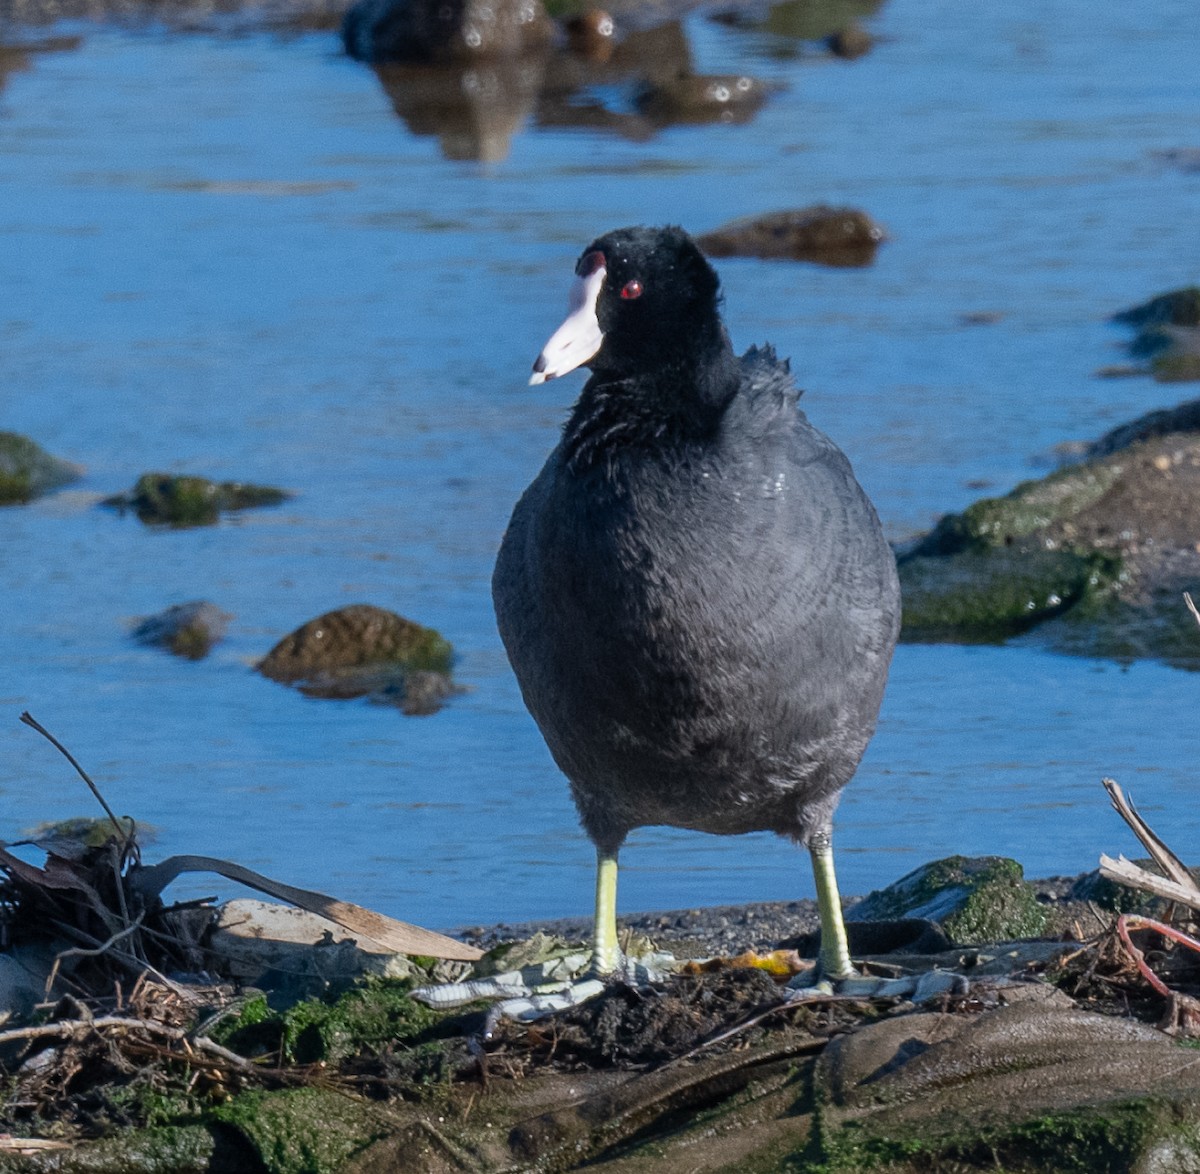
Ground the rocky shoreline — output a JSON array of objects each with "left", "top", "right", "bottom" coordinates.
[{"left": 2, "top": 847, "right": 1197, "bottom": 1173}]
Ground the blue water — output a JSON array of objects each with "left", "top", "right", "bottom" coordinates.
[{"left": 1, "top": 0, "right": 1198, "bottom": 929}]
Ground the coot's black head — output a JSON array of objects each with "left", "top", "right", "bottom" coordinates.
[{"left": 531, "top": 225, "right": 731, "bottom": 386}]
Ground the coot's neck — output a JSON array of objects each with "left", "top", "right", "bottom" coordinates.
[{"left": 562, "top": 327, "right": 740, "bottom": 473}]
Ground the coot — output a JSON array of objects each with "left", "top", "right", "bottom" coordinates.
[{"left": 493, "top": 225, "right": 900, "bottom": 978}]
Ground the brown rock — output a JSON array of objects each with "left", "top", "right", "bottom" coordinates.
[{"left": 697, "top": 205, "right": 885, "bottom": 267}]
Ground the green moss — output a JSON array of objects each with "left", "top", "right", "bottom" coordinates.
[
  {"left": 899, "top": 546, "right": 1118, "bottom": 641},
  {"left": 105, "top": 472, "right": 290, "bottom": 527},
  {"left": 849, "top": 856, "right": 1046, "bottom": 946},
  {"left": 907, "top": 463, "right": 1123, "bottom": 558},
  {"left": 0, "top": 431, "right": 81, "bottom": 505},
  {"left": 1152, "top": 352, "right": 1200, "bottom": 383},
  {"left": 807, "top": 1098, "right": 1200, "bottom": 1173},
  {"left": 0, "top": 1125, "right": 220, "bottom": 1173},
  {"left": 210, "top": 1086, "right": 389, "bottom": 1174},
  {"left": 216, "top": 980, "right": 440, "bottom": 1066}
]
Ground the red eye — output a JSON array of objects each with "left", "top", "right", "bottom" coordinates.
[{"left": 620, "top": 279, "right": 643, "bottom": 300}]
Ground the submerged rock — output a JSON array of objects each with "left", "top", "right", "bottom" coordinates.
[
  {"left": 132, "top": 601, "right": 231, "bottom": 660},
  {"left": 0, "top": 431, "right": 82, "bottom": 505},
  {"left": 711, "top": 0, "right": 885, "bottom": 43},
  {"left": 342, "top": 0, "right": 553, "bottom": 64},
  {"left": 847, "top": 856, "right": 1047, "bottom": 946},
  {"left": 258, "top": 603, "right": 456, "bottom": 715},
  {"left": 898, "top": 401, "right": 1200, "bottom": 664},
  {"left": 1113, "top": 286, "right": 1200, "bottom": 383},
  {"left": 825, "top": 21, "right": 873, "bottom": 58},
  {"left": 104, "top": 472, "right": 290, "bottom": 527},
  {"left": 697, "top": 205, "right": 885, "bottom": 267}
]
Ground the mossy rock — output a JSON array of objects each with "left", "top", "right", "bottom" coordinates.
[
  {"left": 210, "top": 1087, "right": 394, "bottom": 1174},
  {"left": 811, "top": 1096, "right": 1200, "bottom": 1174},
  {"left": 905, "top": 461, "right": 1123, "bottom": 558},
  {"left": 1068, "top": 862, "right": 1200, "bottom": 916},
  {"left": 0, "top": 1124, "right": 228, "bottom": 1173},
  {"left": 897, "top": 405, "right": 1200, "bottom": 659},
  {"left": 847, "top": 855, "right": 1047, "bottom": 945},
  {"left": 104, "top": 473, "right": 290, "bottom": 527},
  {"left": 0, "top": 432, "right": 82, "bottom": 505},
  {"left": 1153, "top": 350, "right": 1200, "bottom": 383},
  {"left": 258, "top": 604, "right": 456, "bottom": 715},
  {"left": 132, "top": 601, "right": 231, "bottom": 660},
  {"left": 215, "top": 980, "right": 441, "bottom": 1066},
  {"left": 898, "top": 545, "right": 1118, "bottom": 641}
]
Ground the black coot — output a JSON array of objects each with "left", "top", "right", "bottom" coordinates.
[{"left": 493, "top": 225, "right": 900, "bottom": 978}]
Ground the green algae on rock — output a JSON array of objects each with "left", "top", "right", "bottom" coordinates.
[
  {"left": 0, "top": 431, "right": 82, "bottom": 505},
  {"left": 211, "top": 1087, "right": 396, "bottom": 1174},
  {"left": 897, "top": 402, "right": 1200, "bottom": 662},
  {"left": 1112, "top": 286, "right": 1200, "bottom": 384},
  {"left": 847, "top": 855, "right": 1047, "bottom": 946},
  {"left": 899, "top": 546, "right": 1117, "bottom": 642},
  {"left": 214, "top": 980, "right": 440, "bottom": 1066},
  {"left": 104, "top": 473, "right": 291, "bottom": 527},
  {"left": 258, "top": 604, "right": 456, "bottom": 715}
]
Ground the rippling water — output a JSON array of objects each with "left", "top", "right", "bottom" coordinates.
[{"left": 1, "top": 0, "right": 1198, "bottom": 928}]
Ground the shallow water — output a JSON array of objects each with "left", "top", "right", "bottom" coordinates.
[{"left": 1, "top": 0, "right": 1198, "bottom": 928}]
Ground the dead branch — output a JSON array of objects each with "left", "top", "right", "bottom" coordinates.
[
  {"left": 1101, "top": 778, "right": 1198, "bottom": 894},
  {"left": 129, "top": 854, "right": 482, "bottom": 961},
  {"left": 1099, "top": 854, "right": 1200, "bottom": 913},
  {"left": 19, "top": 713, "right": 129, "bottom": 854},
  {"left": 0, "top": 1015, "right": 259, "bottom": 1076}
]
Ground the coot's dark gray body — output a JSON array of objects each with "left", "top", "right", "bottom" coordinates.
[{"left": 493, "top": 225, "right": 899, "bottom": 973}]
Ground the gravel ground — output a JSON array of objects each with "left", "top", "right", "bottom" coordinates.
[{"left": 458, "top": 873, "right": 1098, "bottom": 958}]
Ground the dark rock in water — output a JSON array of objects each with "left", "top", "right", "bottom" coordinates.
[
  {"left": 1113, "top": 286, "right": 1200, "bottom": 330},
  {"left": 897, "top": 406, "right": 1200, "bottom": 663},
  {"left": 0, "top": 431, "right": 82, "bottom": 505},
  {"left": 633, "top": 71, "right": 768, "bottom": 127},
  {"left": 373, "top": 56, "right": 544, "bottom": 162},
  {"left": 697, "top": 205, "right": 885, "bottom": 268},
  {"left": 342, "top": 0, "right": 552, "bottom": 64},
  {"left": 1112, "top": 286, "right": 1200, "bottom": 383},
  {"left": 132, "top": 601, "right": 232, "bottom": 660},
  {"left": 825, "top": 21, "right": 872, "bottom": 58},
  {"left": 258, "top": 603, "right": 456, "bottom": 715},
  {"left": 1086, "top": 396, "right": 1200, "bottom": 458},
  {"left": 847, "top": 856, "right": 1047, "bottom": 947},
  {"left": 104, "top": 473, "right": 291, "bottom": 527}
]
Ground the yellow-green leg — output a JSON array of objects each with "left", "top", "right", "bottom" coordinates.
[
  {"left": 591, "top": 849, "right": 621, "bottom": 975},
  {"left": 809, "top": 832, "right": 855, "bottom": 980}
]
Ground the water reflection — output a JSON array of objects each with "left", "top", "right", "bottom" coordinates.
[
  {"left": 711, "top": 0, "right": 884, "bottom": 59},
  {"left": 369, "top": 18, "right": 768, "bottom": 160},
  {"left": 0, "top": 35, "right": 79, "bottom": 94},
  {"left": 373, "top": 56, "right": 545, "bottom": 162}
]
